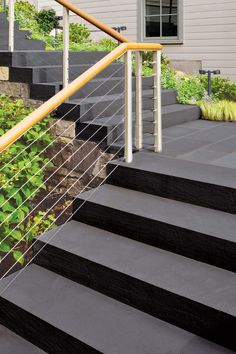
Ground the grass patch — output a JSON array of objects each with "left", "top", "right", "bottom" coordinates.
[{"left": 198, "top": 100, "right": 236, "bottom": 122}]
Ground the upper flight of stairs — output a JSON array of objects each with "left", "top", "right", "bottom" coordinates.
[
  {"left": 0, "top": 13, "right": 45, "bottom": 50},
  {"left": 0, "top": 49, "right": 201, "bottom": 149},
  {"left": 0, "top": 151, "right": 236, "bottom": 353}
]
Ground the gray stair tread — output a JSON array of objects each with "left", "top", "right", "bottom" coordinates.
[
  {"left": 82, "top": 111, "right": 152, "bottom": 126},
  {"left": 13, "top": 62, "right": 121, "bottom": 69},
  {"left": 69, "top": 93, "right": 124, "bottom": 105},
  {"left": 109, "top": 151, "right": 236, "bottom": 189},
  {"left": 36, "top": 76, "right": 121, "bottom": 86},
  {"left": 76, "top": 184, "right": 236, "bottom": 244},
  {"left": 163, "top": 103, "right": 200, "bottom": 113},
  {"left": 80, "top": 103, "right": 196, "bottom": 126},
  {"left": 39, "top": 220, "right": 236, "bottom": 316},
  {"left": 0, "top": 324, "right": 45, "bottom": 354},
  {"left": 0, "top": 265, "right": 233, "bottom": 354}
]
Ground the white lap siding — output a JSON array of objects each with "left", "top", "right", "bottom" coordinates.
[{"left": 164, "top": 0, "right": 236, "bottom": 81}]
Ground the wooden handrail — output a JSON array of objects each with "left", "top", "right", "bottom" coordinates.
[
  {"left": 0, "top": 42, "right": 162, "bottom": 152},
  {"left": 55, "top": 0, "right": 130, "bottom": 43}
]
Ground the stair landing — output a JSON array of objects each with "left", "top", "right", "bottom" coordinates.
[{"left": 160, "top": 120, "right": 236, "bottom": 168}]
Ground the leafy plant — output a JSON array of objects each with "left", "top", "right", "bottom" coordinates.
[
  {"left": 0, "top": 0, "right": 4, "bottom": 12},
  {"left": 162, "top": 67, "right": 178, "bottom": 90},
  {"left": 35, "top": 9, "right": 58, "bottom": 35},
  {"left": 58, "top": 23, "right": 90, "bottom": 44},
  {"left": 198, "top": 100, "right": 236, "bottom": 121},
  {"left": 0, "top": 96, "right": 56, "bottom": 265},
  {"left": 97, "top": 38, "right": 117, "bottom": 52},
  {"left": 199, "top": 75, "right": 236, "bottom": 102},
  {"left": 14, "top": 1, "right": 38, "bottom": 31},
  {"left": 177, "top": 75, "right": 207, "bottom": 104}
]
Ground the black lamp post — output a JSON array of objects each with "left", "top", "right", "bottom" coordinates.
[{"left": 199, "top": 69, "right": 221, "bottom": 96}]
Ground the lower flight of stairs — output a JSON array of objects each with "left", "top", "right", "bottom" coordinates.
[{"left": 0, "top": 151, "right": 236, "bottom": 353}]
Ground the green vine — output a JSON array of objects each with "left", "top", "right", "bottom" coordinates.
[{"left": 0, "top": 96, "right": 56, "bottom": 265}]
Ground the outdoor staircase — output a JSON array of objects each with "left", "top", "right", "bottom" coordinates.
[
  {"left": 1, "top": 21, "right": 235, "bottom": 354},
  {"left": 0, "top": 50, "right": 200, "bottom": 150},
  {"left": 0, "top": 12, "right": 45, "bottom": 50},
  {"left": 0, "top": 151, "right": 236, "bottom": 353}
]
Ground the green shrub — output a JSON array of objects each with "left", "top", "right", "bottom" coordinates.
[
  {"left": 199, "top": 75, "right": 236, "bottom": 101},
  {"left": 97, "top": 38, "right": 117, "bottom": 52},
  {"left": 0, "top": 96, "right": 56, "bottom": 265},
  {"left": 177, "top": 75, "right": 207, "bottom": 104},
  {"left": 58, "top": 22, "right": 90, "bottom": 44},
  {"left": 14, "top": 0, "right": 38, "bottom": 31},
  {"left": 0, "top": 0, "right": 4, "bottom": 12},
  {"left": 35, "top": 9, "right": 58, "bottom": 35},
  {"left": 161, "top": 68, "right": 177, "bottom": 89},
  {"left": 198, "top": 100, "right": 236, "bottom": 122}
]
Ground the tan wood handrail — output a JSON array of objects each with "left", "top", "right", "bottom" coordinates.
[{"left": 55, "top": 0, "right": 130, "bottom": 43}]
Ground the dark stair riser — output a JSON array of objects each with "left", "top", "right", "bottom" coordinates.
[
  {"left": 0, "top": 39, "right": 45, "bottom": 51},
  {"left": 0, "top": 51, "right": 108, "bottom": 67},
  {"left": 73, "top": 199, "right": 236, "bottom": 273},
  {"left": 9, "top": 63, "right": 124, "bottom": 83},
  {"left": 33, "top": 241, "right": 236, "bottom": 351},
  {"left": 77, "top": 119, "right": 152, "bottom": 146},
  {"left": 106, "top": 164, "right": 236, "bottom": 215},
  {"left": 30, "top": 79, "right": 177, "bottom": 105},
  {"left": 30, "top": 79, "right": 125, "bottom": 101},
  {"left": 0, "top": 297, "right": 100, "bottom": 354}
]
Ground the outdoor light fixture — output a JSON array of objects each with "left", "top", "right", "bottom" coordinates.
[{"left": 199, "top": 69, "right": 221, "bottom": 96}]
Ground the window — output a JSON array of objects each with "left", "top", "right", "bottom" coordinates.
[{"left": 139, "top": 0, "right": 183, "bottom": 43}]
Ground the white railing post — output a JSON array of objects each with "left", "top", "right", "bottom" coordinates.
[
  {"left": 63, "top": 7, "right": 70, "bottom": 88},
  {"left": 153, "top": 50, "right": 162, "bottom": 152},
  {"left": 8, "top": 0, "right": 14, "bottom": 52},
  {"left": 124, "top": 50, "right": 133, "bottom": 163},
  {"left": 135, "top": 51, "right": 143, "bottom": 150}
]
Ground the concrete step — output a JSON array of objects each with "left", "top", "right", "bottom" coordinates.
[
  {"left": 0, "top": 325, "right": 45, "bottom": 354},
  {"left": 34, "top": 220, "right": 236, "bottom": 350},
  {"left": 57, "top": 94, "right": 199, "bottom": 122},
  {"left": 73, "top": 184, "right": 236, "bottom": 273},
  {"left": 0, "top": 38, "right": 45, "bottom": 51},
  {"left": 30, "top": 76, "right": 177, "bottom": 104},
  {"left": 30, "top": 77, "right": 125, "bottom": 101},
  {"left": 76, "top": 104, "right": 200, "bottom": 144},
  {"left": 107, "top": 151, "right": 236, "bottom": 215},
  {"left": 0, "top": 264, "right": 233, "bottom": 353},
  {"left": 9, "top": 62, "right": 124, "bottom": 83},
  {"left": 0, "top": 12, "right": 45, "bottom": 50},
  {"left": 0, "top": 50, "right": 107, "bottom": 67}
]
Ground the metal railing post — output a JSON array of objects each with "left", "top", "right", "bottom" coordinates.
[
  {"left": 124, "top": 50, "right": 133, "bottom": 163},
  {"left": 63, "top": 7, "right": 70, "bottom": 88},
  {"left": 153, "top": 50, "right": 162, "bottom": 152},
  {"left": 135, "top": 51, "right": 143, "bottom": 150},
  {"left": 8, "top": 0, "right": 15, "bottom": 52}
]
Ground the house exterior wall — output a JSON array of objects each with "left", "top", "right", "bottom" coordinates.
[
  {"left": 163, "top": 0, "right": 236, "bottom": 81},
  {"left": 35, "top": 0, "right": 138, "bottom": 40},
  {"left": 34, "top": 0, "right": 236, "bottom": 81}
]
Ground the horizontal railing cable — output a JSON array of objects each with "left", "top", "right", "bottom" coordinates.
[
  {"left": 0, "top": 63, "right": 124, "bottom": 176},
  {"left": 0, "top": 92, "right": 125, "bottom": 241},
  {"left": 0, "top": 113, "right": 125, "bottom": 261},
  {"left": 0, "top": 133, "right": 125, "bottom": 286}
]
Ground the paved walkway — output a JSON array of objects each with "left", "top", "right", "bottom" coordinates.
[{"left": 160, "top": 120, "right": 236, "bottom": 169}]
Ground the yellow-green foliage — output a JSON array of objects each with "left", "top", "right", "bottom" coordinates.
[{"left": 199, "top": 100, "right": 236, "bottom": 122}]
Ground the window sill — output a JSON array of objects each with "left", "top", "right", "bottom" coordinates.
[{"left": 143, "top": 38, "right": 183, "bottom": 45}]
